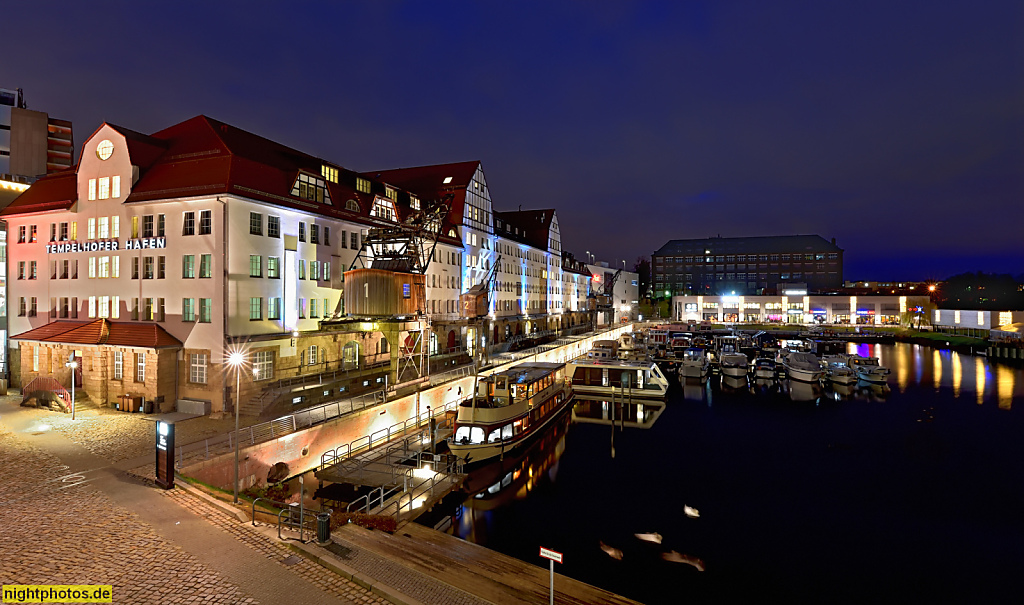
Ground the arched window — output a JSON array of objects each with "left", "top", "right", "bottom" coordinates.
[
  {"left": 346, "top": 199, "right": 360, "bottom": 212},
  {"left": 342, "top": 341, "right": 359, "bottom": 369}
]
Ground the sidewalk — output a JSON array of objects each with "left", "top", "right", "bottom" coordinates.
[{"left": 0, "top": 396, "right": 385, "bottom": 605}]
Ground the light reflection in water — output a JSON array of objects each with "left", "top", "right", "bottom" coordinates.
[
  {"left": 952, "top": 352, "right": 962, "bottom": 397},
  {"left": 976, "top": 359, "right": 986, "bottom": 405},
  {"left": 997, "top": 365, "right": 1014, "bottom": 409},
  {"left": 933, "top": 350, "right": 942, "bottom": 390}
]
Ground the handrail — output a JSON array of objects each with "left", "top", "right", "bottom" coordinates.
[
  {"left": 251, "top": 496, "right": 289, "bottom": 526},
  {"left": 22, "top": 376, "right": 72, "bottom": 408}
]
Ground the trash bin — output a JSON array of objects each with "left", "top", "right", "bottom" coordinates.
[
  {"left": 316, "top": 512, "right": 332, "bottom": 545},
  {"left": 143, "top": 400, "right": 154, "bottom": 414}
]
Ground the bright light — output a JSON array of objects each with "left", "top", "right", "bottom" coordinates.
[
  {"left": 412, "top": 465, "right": 436, "bottom": 479},
  {"left": 928, "top": 285, "right": 936, "bottom": 292},
  {"left": 228, "top": 352, "right": 245, "bottom": 366}
]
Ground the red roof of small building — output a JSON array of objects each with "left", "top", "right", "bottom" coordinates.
[
  {"left": 12, "top": 319, "right": 183, "bottom": 349},
  {"left": 0, "top": 170, "right": 78, "bottom": 215}
]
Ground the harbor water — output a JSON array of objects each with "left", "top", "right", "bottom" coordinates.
[{"left": 432, "top": 343, "right": 1024, "bottom": 604}]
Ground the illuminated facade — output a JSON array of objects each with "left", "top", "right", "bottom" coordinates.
[{"left": 672, "top": 293, "right": 929, "bottom": 326}]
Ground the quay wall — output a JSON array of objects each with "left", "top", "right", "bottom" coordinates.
[{"left": 180, "top": 324, "right": 632, "bottom": 490}]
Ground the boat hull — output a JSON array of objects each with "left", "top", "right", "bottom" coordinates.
[
  {"left": 572, "top": 384, "right": 669, "bottom": 399},
  {"left": 721, "top": 366, "right": 748, "bottom": 378},
  {"left": 857, "top": 369, "right": 889, "bottom": 384},
  {"left": 784, "top": 366, "right": 824, "bottom": 383}
]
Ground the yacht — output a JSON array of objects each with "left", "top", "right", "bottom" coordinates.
[
  {"left": 822, "top": 354, "right": 857, "bottom": 386},
  {"left": 782, "top": 351, "right": 825, "bottom": 383},
  {"left": 849, "top": 355, "right": 890, "bottom": 384},
  {"left": 566, "top": 358, "right": 671, "bottom": 399},
  {"left": 719, "top": 351, "right": 749, "bottom": 378},
  {"left": 449, "top": 362, "right": 572, "bottom": 466},
  {"left": 679, "top": 347, "right": 711, "bottom": 379}
]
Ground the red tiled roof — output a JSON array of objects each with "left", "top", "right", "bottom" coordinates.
[
  {"left": 0, "top": 170, "right": 78, "bottom": 216},
  {"left": 12, "top": 319, "right": 183, "bottom": 349},
  {"left": 0, "top": 115, "right": 462, "bottom": 245},
  {"left": 370, "top": 161, "right": 482, "bottom": 235},
  {"left": 496, "top": 208, "right": 556, "bottom": 250}
]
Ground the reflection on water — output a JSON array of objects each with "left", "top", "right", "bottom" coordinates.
[
  {"left": 998, "top": 366, "right": 1015, "bottom": 409},
  {"left": 934, "top": 350, "right": 942, "bottom": 390},
  {"left": 572, "top": 398, "right": 666, "bottom": 429}
]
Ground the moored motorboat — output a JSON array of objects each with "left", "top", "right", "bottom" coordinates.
[
  {"left": 679, "top": 347, "right": 711, "bottom": 379},
  {"left": 719, "top": 352, "right": 749, "bottom": 378},
  {"left": 822, "top": 354, "right": 857, "bottom": 386},
  {"left": 782, "top": 351, "right": 824, "bottom": 383},
  {"left": 849, "top": 355, "right": 890, "bottom": 384},
  {"left": 751, "top": 357, "right": 778, "bottom": 379},
  {"left": 566, "top": 358, "right": 671, "bottom": 399}
]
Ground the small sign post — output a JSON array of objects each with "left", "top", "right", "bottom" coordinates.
[
  {"left": 539, "top": 547, "right": 563, "bottom": 605},
  {"left": 155, "top": 420, "right": 175, "bottom": 489}
]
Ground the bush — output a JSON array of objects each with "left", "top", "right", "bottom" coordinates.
[
  {"left": 241, "top": 479, "right": 291, "bottom": 503},
  {"left": 332, "top": 512, "right": 397, "bottom": 533}
]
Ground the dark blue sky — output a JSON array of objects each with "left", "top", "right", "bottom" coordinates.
[{"left": 4, "top": 1, "right": 1022, "bottom": 280}]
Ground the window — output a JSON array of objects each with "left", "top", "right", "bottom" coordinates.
[
  {"left": 50, "top": 223, "right": 56, "bottom": 241},
  {"left": 99, "top": 256, "right": 109, "bottom": 278},
  {"left": 324, "top": 298, "right": 329, "bottom": 317},
  {"left": 298, "top": 298, "right": 306, "bottom": 318},
  {"left": 88, "top": 179, "right": 96, "bottom": 201},
  {"left": 183, "top": 211, "right": 195, "bottom": 235},
  {"left": 131, "top": 216, "right": 139, "bottom": 238},
  {"left": 268, "top": 297, "right": 281, "bottom": 320},
  {"left": 198, "top": 298, "right": 212, "bottom": 323},
  {"left": 136, "top": 352, "right": 146, "bottom": 382},
  {"left": 143, "top": 256, "right": 154, "bottom": 279},
  {"left": 298, "top": 222, "right": 305, "bottom": 242},
  {"left": 158, "top": 256, "right": 165, "bottom": 279},
  {"left": 60, "top": 297, "right": 68, "bottom": 318},
  {"left": 253, "top": 351, "right": 273, "bottom": 381},
  {"left": 250, "top": 212, "right": 262, "bottom": 235},
  {"left": 98, "top": 177, "right": 110, "bottom": 200},
  {"left": 310, "top": 298, "right": 318, "bottom": 318},
  {"left": 310, "top": 260, "right": 320, "bottom": 280},
  {"left": 29, "top": 225, "right": 36, "bottom": 242},
  {"left": 111, "top": 295, "right": 119, "bottom": 318},
  {"left": 355, "top": 177, "right": 371, "bottom": 194},
  {"left": 157, "top": 214, "right": 165, "bottom": 237},
  {"left": 249, "top": 255, "right": 262, "bottom": 277},
  {"left": 250, "top": 297, "right": 262, "bottom": 320},
  {"left": 308, "top": 345, "right": 319, "bottom": 365},
  {"left": 182, "top": 298, "right": 195, "bottom": 321},
  {"left": 267, "top": 256, "right": 280, "bottom": 278},
  {"left": 199, "top": 210, "right": 211, "bottom": 235},
  {"left": 346, "top": 199, "right": 360, "bottom": 212},
  {"left": 410, "top": 196, "right": 420, "bottom": 210},
  {"left": 268, "top": 216, "right": 280, "bottom": 238},
  {"left": 384, "top": 187, "right": 397, "bottom": 201},
  {"left": 310, "top": 224, "right": 319, "bottom": 244},
  {"left": 19, "top": 297, "right": 25, "bottom": 316},
  {"left": 88, "top": 218, "right": 96, "bottom": 240},
  {"left": 321, "top": 164, "right": 338, "bottom": 183},
  {"left": 111, "top": 175, "right": 120, "bottom": 198},
  {"left": 29, "top": 261, "right": 36, "bottom": 279},
  {"left": 18, "top": 226, "right": 25, "bottom": 243},
  {"left": 99, "top": 296, "right": 109, "bottom": 318},
  {"left": 199, "top": 254, "right": 212, "bottom": 278},
  {"left": 371, "top": 197, "right": 397, "bottom": 222},
  {"left": 190, "top": 353, "right": 207, "bottom": 384},
  {"left": 111, "top": 216, "right": 118, "bottom": 238},
  {"left": 323, "top": 227, "right": 329, "bottom": 245},
  {"left": 114, "top": 351, "right": 123, "bottom": 380},
  {"left": 291, "top": 173, "right": 331, "bottom": 203},
  {"left": 350, "top": 231, "right": 358, "bottom": 249},
  {"left": 298, "top": 260, "right": 306, "bottom": 280},
  {"left": 143, "top": 215, "right": 154, "bottom": 238},
  {"left": 98, "top": 217, "right": 108, "bottom": 239},
  {"left": 144, "top": 297, "right": 155, "bottom": 320},
  {"left": 89, "top": 296, "right": 96, "bottom": 318},
  {"left": 17, "top": 261, "right": 24, "bottom": 280},
  {"left": 322, "top": 261, "right": 330, "bottom": 282}
]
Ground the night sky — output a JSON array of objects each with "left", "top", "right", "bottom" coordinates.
[{"left": 4, "top": 1, "right": 1022, "bottom": 281}]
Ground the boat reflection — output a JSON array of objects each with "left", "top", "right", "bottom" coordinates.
[
  {"left": 781, "top": 379, "right": 822, "bottom": 403},
  {"left": 572, "top": 398, "right": 666, "bottom": 430},
  {"left": 682, "top": 377, "right": 709, "bottom": 403}
]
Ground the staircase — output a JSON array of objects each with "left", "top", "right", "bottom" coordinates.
[{"left": 21, "top": 376, "right": 72, "bottom": 412}]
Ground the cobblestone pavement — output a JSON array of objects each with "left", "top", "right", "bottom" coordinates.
[
  {"left": 0, "top": 425, "right": 255, "bottom": 604},
  {"left": 164, "top": 489, "right": 388, "bottom": 604},
  {"left": 7, "top": 394, "right": 261, "bottom": 463}
]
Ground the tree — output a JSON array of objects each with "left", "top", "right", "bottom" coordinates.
[
  {"left": 937, "top": 272, "right": 1024, "bottom": 310},
  {"left": 633, "top": 257, "right": 651, "bottom": 298}
]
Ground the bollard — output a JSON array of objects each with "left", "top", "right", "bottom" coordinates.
[{"left": 316, "top": 512, "right": 332, "bottom": 545}]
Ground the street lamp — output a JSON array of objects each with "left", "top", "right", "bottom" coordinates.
[
  {"left": 65, "top": 355, "right": 78, "bottom": 420},
  {"left": 228, "top": 350, "right": 245, "bottom": 503}
]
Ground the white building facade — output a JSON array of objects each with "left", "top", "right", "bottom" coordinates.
[{"left": 672, "top": 293, "right": 930, "bottom": 326}]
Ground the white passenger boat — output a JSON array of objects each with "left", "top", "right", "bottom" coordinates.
[
  {"left": 849, "top": 355, "right": 890, "bottom": 384},
  {"left": 751, "top": 357, "right": 778, "bottom": 380},
  {"left": 781, "top": 351, "right": 824, "bottom": 383},
  {"left": 449, "top": 362, "right": 572, "bottom": 466},
  {"left": 566, "top": 358, "right": 671, "bottom": 399},
  {"left": 719, "top": 352, "right": 749, "bottom": 378},
  {"left": 679, "top": 347, "right": 711, "bottom": 379}
]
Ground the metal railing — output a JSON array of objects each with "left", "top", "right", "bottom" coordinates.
[
  {"left": 21, "top": 376, "right": 71, "bottom": 408},
  {"left": 345, "top": 452, "right": 463, "bottom": 520},
  {"left": 176, "top": 388, "right": 387, "bottom": 467},
  {"left": 319, "top": 402, "right": 457, "bottom": 472}
]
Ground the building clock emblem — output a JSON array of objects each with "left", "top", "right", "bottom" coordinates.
[{"left": 96, "top": 140, "right": 114, "bottom": 160}]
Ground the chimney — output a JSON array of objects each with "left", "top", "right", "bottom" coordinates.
[{"left": 831, "top": 237, "right": 836, "bottom": 245}]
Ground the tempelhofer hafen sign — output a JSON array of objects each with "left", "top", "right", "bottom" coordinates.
[{"left": 46, "top": 237, "right": 167, "bottom": 254}]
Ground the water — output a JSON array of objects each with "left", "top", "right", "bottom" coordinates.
[{"left": 436, "top": 343, "right": 1024, "bottom": 604}]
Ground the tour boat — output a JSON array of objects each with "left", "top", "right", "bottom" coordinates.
[
  {"left": 751, "top": 357, "right": 778, "bottom": 380},
  {"left": 781, "top": 351, "right": 824, "bottom": 383},
  {"left": 449, "top": 362, "right": 572, "bottom": 466},
  {"left": 849, "top": 355, "right": 890, "bottom": 384},
  {"left": 679, "top": 347, "right": 711, "bottom": 379},
  {"left": 566, "top": 358, "right": 671, "bottom": 399}
]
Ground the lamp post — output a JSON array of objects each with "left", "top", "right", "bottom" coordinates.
[
  {"left": 65, "top": 355, "right": 78, "bottom": 420},
  {"left": 229, "top": 351, "right": 245, "bottom": 503}
]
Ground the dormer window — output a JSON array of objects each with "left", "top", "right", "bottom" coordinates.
[
  {"left": 321, "top": 165, "right": 338, "bottom": 183},
  {"left": 410, "top": 196, "right": 420, "bottom": 211},
  {"left": 384, "top": 186, "right": 397, "bottom": 201},
  {"left": 345, "top": 199, "right": 360, "bottom": 212},
  {"left": 356, "top": 177, "right": 371, "bottom": 194},
  {"left": 371, "top": 197, "right": 398, "bottom": 222},
  {"left": 291, "top": 173, "right": 332, "bottom": 204}
]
